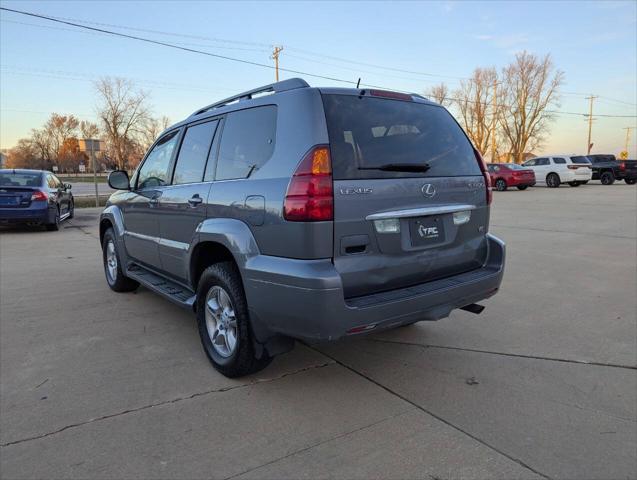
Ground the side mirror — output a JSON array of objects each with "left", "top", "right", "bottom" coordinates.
[
  {"left": 108, "top": 170, "right": 130, "bottom": 190},
  {"left": 64, "top": 183, "right": 72, "bottom": 190}
]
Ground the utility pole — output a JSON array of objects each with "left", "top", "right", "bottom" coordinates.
[
  {"left": 491, "top": 78, "right": 497, "bottom": 163},
  {"left": 271, "top": 46, "right": 283, "bottom": 82},
  {"left": 623, "top": 127, "right": 633, "bottom": 155},
  {"left": 585, "top": 95, "right": 597, "bottom": 155}
]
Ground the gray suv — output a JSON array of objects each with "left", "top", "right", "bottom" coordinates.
[{"left": 100, "top": 78, "right": 505, "bottom": 377}]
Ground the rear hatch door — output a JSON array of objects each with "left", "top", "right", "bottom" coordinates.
[{"left": 322, "top": 93, "right": 490, "bottom": 299}]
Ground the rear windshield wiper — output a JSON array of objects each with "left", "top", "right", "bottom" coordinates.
[{"left": 359, "top": 163, "right": 431, "bottom": 172}]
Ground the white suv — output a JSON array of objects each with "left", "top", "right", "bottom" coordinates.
[{"left": 522, "top": 155, "right": 592, "bottom": 188}]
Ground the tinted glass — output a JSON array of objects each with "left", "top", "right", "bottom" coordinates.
[
  {"left": 523, "top": 159, "right": 536, "bottom": 166},
  {"left": 215, "top": 106, "right": 277, "bottom": 180},
  {"left": 173, "top": 120, "right": 218, "bottom": 185},
  {"left": 570, "top": 156, "right": 591, "bottom": 164},
  {"left": 0, "top": 172, "right": 42, "bottom": 186},
  {"left": 535, "top": 158, "right": 549, "bottom": 166},
  {"left": 322, "top": 95, "right": 480, "bottom": 179},
  {"left": 553, "top": 157, "right": 566, "bottom": 164},
  {"left": 137, "top": 130, "right": 180, "bottom": 189}
]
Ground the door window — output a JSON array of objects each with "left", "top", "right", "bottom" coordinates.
[
  {"left": 553, "top": 157, "right": 566, "bottom": 164},
  {"left": 137, "top": 130, "right": 180, "bottom": 189},
  {"left": 215, "top": 106, "right": 277, "bottom": 180},
  {"left": 172, "top": 120, "right": 218, "bottom": 185},
  {"left": 535, "top": 158, "right": 550, "bottom": 166}
]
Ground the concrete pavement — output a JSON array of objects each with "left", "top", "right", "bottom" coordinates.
[{"left": 1, "top": 184, "right": 635, "bottom": 479}]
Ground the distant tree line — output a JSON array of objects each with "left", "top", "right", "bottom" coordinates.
[
  {"left": 426, "top": 51, "right": 564, "bottom": 164},
  {"left": 6, "top": 77, "right": 170, "bottom": 172}
]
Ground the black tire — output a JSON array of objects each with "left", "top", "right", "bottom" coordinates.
[
  {"left": 625, "top": 178, "right": 636, "bottom": 185},
  {"left": 568, "top": 181, "right": 581, "bottom": 187},
  {"left": 546, "top": 173, "right": 561, "bottom": 188},
  {"left": 102, "top": 228, "right": 139, "bottom": 292},
  {"left": 495, "top": 178, "right": 507, "bottom": 191},
  {"left": 516, "top": 185, "right": 528, "bottom": 190},
  {"left": 45, "top": 207, "right": 60, "bottom": 231},
  {"left": 196, "top": 261, "right": 271, "bottom": 378},
  {"left": 68, "top": 199, "right": 74, "bottom": 219},
  {"left": 600, "top": 171, "right": 615, "bottom": 185}
]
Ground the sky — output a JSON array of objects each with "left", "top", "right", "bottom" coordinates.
[{"left": 1, "top": 0, "right": 636, "bottom": 157}]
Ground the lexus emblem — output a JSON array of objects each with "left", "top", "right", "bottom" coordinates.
[{"left": 421, "top": 184, "right": 436, "bottom": 198}]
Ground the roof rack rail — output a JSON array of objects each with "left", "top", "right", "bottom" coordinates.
[{"left": 190, "top": 78, "right": 310, "bottom": 117}]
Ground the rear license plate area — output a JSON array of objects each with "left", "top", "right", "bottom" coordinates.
[
  {"left": 409, "top": 216, "right": 445, "bottom": 247},
  {"left": 0, "top": 197, "right": 19, "bottom": 206}
]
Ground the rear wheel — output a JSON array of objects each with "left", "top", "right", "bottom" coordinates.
[
  {"left": 546, "top": 173, "right": 561, "bottom": 188},
  {"left": 516, "top": 185, "right": 528, "bottom": 190},
  {"left": 600, "top": 171, "right": 615, "bottom": 185},
  {"left": 568, "top": 181, "right": 581, "bottom": 187},
  {"left": 197, "top": 261, "right": 271, "bottom": 378},
  {"left": 625, "top": 178, "right": 636, "bottom": 185},
  {"left": 495, "top": 178, "right": 507, "bottom": 191},
  {"left": 102, "top": 228, "right": 139, "bottom": 292},
  {"left": 45, "top": 208, "right": 60, "bottom": 231}
]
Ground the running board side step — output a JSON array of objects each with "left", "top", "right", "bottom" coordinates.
[
  {"left": 460, "top": 303, "right": 485, "bottom": 314},
  {"left": 126, "top": 263, "right": 196, "bottom": 309}
]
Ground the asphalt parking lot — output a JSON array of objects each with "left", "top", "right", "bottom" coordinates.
[{"left": 1, "top": 183, "right": 636, "bottom": 480}]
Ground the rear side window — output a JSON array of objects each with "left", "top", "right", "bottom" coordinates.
[
  {"left": 322, "top": 95, "right": 480, "bottom": 179},
  {"left": 215, "top": 106, "right": 277, "bottom": 180},
  {"left": 173, "top": 120, "right": 218, "bottom": 185},
  {"left": 0, "top": 172, "right": 42, "bottom": 186},
  {"left": 570, "top": 156, "right": 590, "bottom": 164},
  {"left": 534, "top": 158, "right": 549, "bottom": 166},
  {"left": 553, "top": 157, "right": 566, "bottom": 164},
  {"left": 137, "top": 130, "right": 180, "bottom": 189}
]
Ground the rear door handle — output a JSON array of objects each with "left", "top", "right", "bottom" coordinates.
[{"left": 188, "top": 195, "right": 203, "bottom": 207}]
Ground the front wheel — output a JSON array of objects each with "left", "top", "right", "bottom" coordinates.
[
  {"left": 546, "top": 173, "right": 561, "bottom": 188},
  {"left": 568, "top": 181, "right": 581, "bottom": 187},
  {"left": 495, "top": 179, "right": 507, "bottom": 191},
  {"left": 68, "top": 199, "right": 74, "bottom": 219},
  {"left": 516, "top": 185, "right": 528, "bottom": 190},
  {"left": 102, "top": 228, "right": 139, "bottom": 292},
  {"left": 600, "top": 171, "right": 615, "bottom": 185},
  {"left": 197, "top": 262, "right": 271, "bottom": 378},
  {"left": 625, "top": 178, "right": 636, "bottom": 185}
]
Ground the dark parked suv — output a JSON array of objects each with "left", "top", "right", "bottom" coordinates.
[{"left": 100, "top": 79, "right": 506, "bottom": 377}]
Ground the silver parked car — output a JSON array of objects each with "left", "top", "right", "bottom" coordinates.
[{"left": 99, "top": 78, "right": 505, "bottom": 377}]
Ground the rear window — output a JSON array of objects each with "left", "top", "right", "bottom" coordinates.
[
  {"left": 553, "top": 157, "right": 566, "bottom": 164},
  {"left": 0, "top": 172, "right": 42, "bottom": 187},
  {"left": 507, "top": 163, "right": 527, "bottom": 170},
  {"left": 322, "top": 95, "right": 480, "bottom": 180},
  {"left": 570, "top": 156, "right": 591, "bottom": 164}
]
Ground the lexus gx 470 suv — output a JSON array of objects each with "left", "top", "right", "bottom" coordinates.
[{"left": 100, "top": 78, "right": 506, "bottom": 377}]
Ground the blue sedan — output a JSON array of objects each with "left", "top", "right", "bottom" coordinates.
[{"left": 0, "top": 169, "right": 74, "bottom": 231}]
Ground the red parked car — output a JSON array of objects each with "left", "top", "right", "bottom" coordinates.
[{"left": 487, "top": 163, "right": 536, "bottom": 191}]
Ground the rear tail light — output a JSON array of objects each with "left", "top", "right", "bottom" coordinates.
[
  {"left": 369, "top": 89, "right": 413, "bottom": 101},
  {"left": 283, "top": 145, "right": 333, "bottom": 222},
  {"left": 567, "top": 165, "right": 581, "bottom": 170},
  {"left": 619, "top": 162, "right": 626, "bottom": 171},
  {"left": 474, "top": 149, "right": 492, "bottom": 205},
  {"left": 31, "top": 190, "right": 48, "bottom": 201}
]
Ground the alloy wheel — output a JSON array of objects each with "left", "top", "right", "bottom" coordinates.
[
  {"left": 205, "top": 286, "right": 238, "bottom": 358},
  {"left": 105, "top": 240, "right": 118, "bottom": 283}
]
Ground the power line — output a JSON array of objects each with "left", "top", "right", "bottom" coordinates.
[{"left": 1, "top": 6, "right": 636, "bottom": 119}]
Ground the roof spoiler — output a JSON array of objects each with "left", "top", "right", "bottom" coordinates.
[{"left": 190, "top": 78, "right": 310, "bottom": 117}]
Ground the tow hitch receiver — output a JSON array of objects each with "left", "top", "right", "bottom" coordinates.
[{"left": 460, "top": 303, "right": 485, "bottom": 314}]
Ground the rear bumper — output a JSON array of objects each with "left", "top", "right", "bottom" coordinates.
[
  {"left": 244, "top": 233, "right": 505, "bottom": 342},
  {"left": 562, "top": 170, "right": 592, "bottom": 182},
  {"left": 0, "top": 206, "right": 49, "bottom": 224},
  {"left": 509, "top": 176, "right": 535, "bottom": 186}
]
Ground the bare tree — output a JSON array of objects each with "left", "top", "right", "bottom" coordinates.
[
  {"left": 140, "top": 115, "right": 171, "bottom": 152},
  {"left": 499, "top": 51, "right": 564, "bottom": 163},
  {"left": 95, "top": 77, "right": 150, "bottom": 170},
  {"left": 6, "top": 138, "right": 43, "bottom": 169},
  {"left": 453, "top": 67, "right": 499, "bottom": 157},
  {"left": 425, "top": 83, "right": 451, "bottom": 107},
  {"left": 79, "top": 120, "right": 100, "bottom": 139},
  {"left": 45, "top": 114, "right": 80, "bottom": 158}
]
